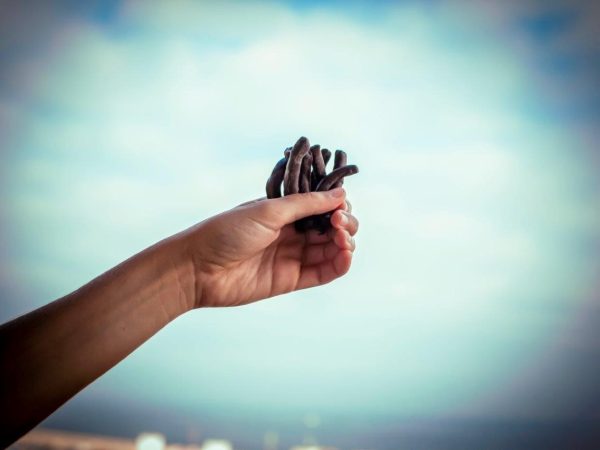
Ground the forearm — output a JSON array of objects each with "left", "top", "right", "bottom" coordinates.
[{"left": 0, "top": 234, "right": 195, "bottom": 446}]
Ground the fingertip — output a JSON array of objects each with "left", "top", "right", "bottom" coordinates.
[
  {"left": 319, "top": 187, "right": 346, "bottom": 208},
  {"left": 344, "top": 199, "right": 352, "bottom": 213},
  {"left": 333, "top": 228, "right": 354, "bottom": 250},
  {"left": 331, "top": 209, "right": 348, "bottom": 229},
  {"left": 331, "top": 209, "right": 359, "bottom": 237},
  {"left": 333, "top": 249, "right": 353, "bottom": 276}
]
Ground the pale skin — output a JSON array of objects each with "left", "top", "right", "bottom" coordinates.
[{"left": 0, "top": 187, "right": 359, "bottom": 447}]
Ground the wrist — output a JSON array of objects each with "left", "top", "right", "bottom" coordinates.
[
  {"left": 151, "top": 233, "right": 199, "bottom": 316},
  {"left": 173, "top": 225, "right": 213, "bottom": 310},
  {"left": 176, "top": 221, "right": 224, "bottom": 309}
]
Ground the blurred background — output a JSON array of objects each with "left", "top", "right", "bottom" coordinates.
[{"left": 1, "top": 0, "right": 599, "bottom": 449}]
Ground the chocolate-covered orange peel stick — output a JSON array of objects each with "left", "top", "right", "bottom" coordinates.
[{"left": 266, "top": 136, "right": 359, "bottom": 233}]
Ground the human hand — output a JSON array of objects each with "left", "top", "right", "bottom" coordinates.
[
  {"left": 0, "top": 185, "right": 359, "bottom": 445},
  {"left": 183, "top": 188, "right": 358, "bottom": 308}
]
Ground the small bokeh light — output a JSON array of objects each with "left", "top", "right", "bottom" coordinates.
[
  {"left": 135, "top": 433, "right": 165, "bottom": 450},
  {"left": 201, "top": 439, "right": 233, "bottom": 450}
]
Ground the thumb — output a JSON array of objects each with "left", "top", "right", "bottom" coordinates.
[{"left": 260, "top": 188, "right": 346, "bottom": 228}]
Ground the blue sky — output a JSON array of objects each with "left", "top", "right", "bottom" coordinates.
[{"left": 1, "top": 1, "right": 599, "bottom": 448}]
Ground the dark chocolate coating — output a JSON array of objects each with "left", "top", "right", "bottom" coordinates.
[
  {"left": 283, "top": 137, "right": 309, "bottom": 195},
  {"left": 266, "top": 138, "right": 358, "bottom": 233},
  {"left": 316, "top": 165, "right": 359, "bottom": 191},
  {"left": 266, "top": 156, "right": 288, "bottom": 198},
  {"left": 332, "top": 150, "right": 348, "bottom": 188},
  {"left": 322, "top": 149, "right": 331, "bottom": 167},
  {"left": 299, "top": 152, "right": 312, "bottom": 193},
  {"left": 309, "top": 145, "right": 325, "bottom": 191},
  {"left": 333, "top": 149, "right": 347, "bottom": 170},
  {"left": 294, "top": 212, "right": 332, "bottom": 234},
  {"left": 310, "top": 145, "right": 326, "bottom": 179},
  {"left": 310, "top": 170, "right": 318, "bottom": 191}
]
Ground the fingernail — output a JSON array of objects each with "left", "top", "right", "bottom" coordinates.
[
  {"left": 329, "top": 187, "right": 345, "bottom": 197},
  {"left": 339, "top": 211, "right": 349, "bottom": 225}
]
